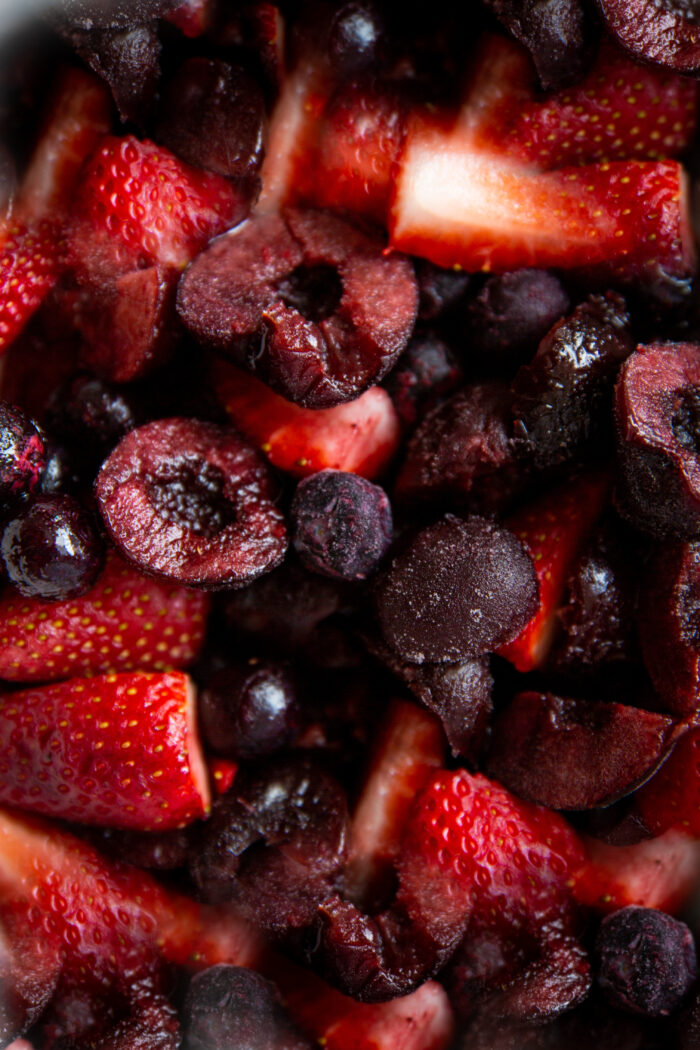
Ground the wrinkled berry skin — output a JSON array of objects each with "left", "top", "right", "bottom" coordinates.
[
  {"left": 198, "top": 660, "right": 300, "bottom": 758},
  {"left": 0, "top": 401, "right": 46, "bottom": 503},
  {"left": 291, "top": 470, "right": 392, "bottom": 580},
  {"left": 596, "top": 906, "right": 696, "bottom": 1017},
  {"left": 182, "top": 966, "right": 311, "bottom": 1050},
  {"left": 1, "top": 494, "right": 104, "bottom": 600}
]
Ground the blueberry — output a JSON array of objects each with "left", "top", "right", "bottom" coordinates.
[
  {"left": 1, "top": 494, "right": 104, "bottom": 600},
  {"left": 596, "top": 906, "right": 697, "bottom": 1017},
  {"left": 198, "top": 660, "right": 300, "bottom": 759},
  {"left": 291, "top": 470, "right": 392, "bottom": 581}
]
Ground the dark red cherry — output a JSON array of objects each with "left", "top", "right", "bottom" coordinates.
[
  {"left": 198, "top": 660, "right": 300, "bottom": 759},
  {"left": 0, "top": 401, "right": 46, "bottom": 502},
  {"left": 482, "top": 0, "right": 592, "bottom": 88},
  {"left": 597, "top": 0, "right": 700, "bottom": 74}
]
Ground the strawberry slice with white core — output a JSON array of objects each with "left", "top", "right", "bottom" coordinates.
[
  {"left": 212, "top": 359, "right": 401, "bottom": 479},
  {"left": 0, "top": 671, "right": 210, "bottom": 830},
  {"left": 0, "top": 549, "right": 209, "bottom": 682}
]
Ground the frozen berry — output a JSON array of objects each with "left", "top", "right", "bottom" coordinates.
[
  {"left": 182, "top": 966, "right": 311, "bottom": 1050},
  {"left": 464, "top": 269, "right": 570, "bottom": 371},
  {"left": 382, "top": 332, "right": 463, "bottom": 429},
  {"left": 95, "top": 418, "right": 287, "bottom": 589},
  {"left": 157, "top": 59, "right": 266, "bottom": 179},
  {"left": 415, "top": 260, "right": 470, "bottom": 321},
  {"left": 615, "top": 342, "right": 700, "bottom": 539},
  {"left": 1, "top": 494, "right": 104, "bottom": 600},
  {"left": 86, "top": 824, "right": 193, "bottom": 870},
  {"left": 596, "top": 906, "right": 696, "bottom": 1017},
  {"left": 46, "top": 374, "right": 140, "bottom": 476},
  {"left": 61, "top": 23, "right": 160, "bottom": 124},
  {"left": 328, "top": 3, "right": 384, "bottom": 72},
  {"left": 638, "top": 541, "right": 700, "bottom": 715},
  {"left": 374, "top": 514, "right": 538, "bottom": 663},
  {"left": 176, "top": 208, "right": 418, "bottom": 408},
  {"left": 597, "top": 0, "right": 700, "bottom": 74},
  {"left": 291, "top": 470, "right": 392, "bottom": 580},
  {"left": 512, "top": 293, "right": 632, "bottom": 472},
  {"left": 198, "top": 660, "right": 300, "bottom": 758},
  {"left": 482, "top": 0, "right": 592, "bottom": 89},
  {"left": 0, "top": 401, "right": 46, "bottom": 502}
]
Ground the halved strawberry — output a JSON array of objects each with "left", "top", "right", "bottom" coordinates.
[
  {"left": 0, "top": 549, "right": 209, "bottom": 682},
  {"left": 572, "top": 828, "right": 700, "bottom": 915},
  {"left": 212, "top": 359, "right": 401, "bottom": 479},
  {"left": 69, "top": 135, "right": 248, "bottom": 284},
  {"left": 0, "top": 221, "right": 59, "bottom": 355},
  {"left": 343, "top": 698, "right": 446, "bottom": 909},
  {"left": 0, "top": 807, "right": 260, "bottom": 1045},
  {"left": 0, "top": 670, "right": 210, "bottom": 830},
  {"left": 16, "top": 66, "right": 112, "bottom": 224},
  {"left": 636, "top": 727, "right": 700, "bottom": 836},
  {"left": 497, "top": 473, "right": 610, "bottom": 672}
]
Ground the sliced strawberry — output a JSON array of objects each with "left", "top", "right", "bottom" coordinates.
[
  {"left": 69, "top": 135, "right": 248, "bottom": 283},
  {"left": 344, "top": 698, "right": 445, "bottom": 909},
  {"left": 209, "top": 757, "right": 238, "bottom": 796},
  {"left": 0, "top": 221, "right": 60, "bottom": 355},
  {"left": 572, "top": 828, "right": 700, "bottom": 915},
  {"left": 636, "top": 727, "right": 700, "bottom": 836},
  {"left": 390, "top": 126, "right": 694, "bottom": 281},
  {"left": 0, "top": 670, "right": 210, "bottom": 830},
  {"left": 269, "top": 955, "right": 454, "bottom": 1050},
  {"left": 212, "top": 359, "right": 401, "bottom": 479},
  {"left": 16, "top": 66, "right": 112, "bottom": 224},
  {"left": 0, "top": 549, "right": 209, "bottom": 682},
  {"left": 497, "top": 473, "right": 611, "bottom": 672},
  {"left": 506, "top": 38, "right": 699, "bottom": 169},
  {"left": 0, "top": 807, "right": 260, "bottom": 1044}
]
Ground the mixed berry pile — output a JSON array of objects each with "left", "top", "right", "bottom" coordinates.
[{"left": 1, "top": 0, "right": 700, "bottom": 1046}]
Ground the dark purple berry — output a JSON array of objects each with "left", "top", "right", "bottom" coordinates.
[
  {"left": 395, "top": 382, "right": 525, "bottom": 513},
  {"left": 614, "top": 341, "right": 700, "bottom": 539},
  {"left": 597, "top": 0, "right": 700, "bottom": 74},
  {"left": 415, "top": 260, "right": 470, "bottom": 322},
  {"left": 373, "top": 514, "right": 538, "bottom": 663},
  {"left": 482, "top": 0, "right": 592, "bottom": 89},
  {"left": 512, "top": 292, "right": 632, "bottom": 472},
  {"left": 157, "top": 59, "right": 266, "bottom": 180},
  {"left": 486, "top": 692, "right": 677, "bottom": 810},
  {"left": 94, "top": 418, "right": 287, "bottom": 589},
  {"left": 182, "top": 966, "right": 311, "bottom": 1050},
  {"left": 638, "top": 541, "right": 700, "bottom": 716},
  {"left": 1, "top": 494, "right": 104, "bottom": 600},
  {"left": 382, "top": 332, "right": 463, "bottom": 429},
  {"left": 0, "top": 401, "right": 46, "bottom": 502},
  {"left": 291, "top": 470, "right": 392, "bottom": 581},
  {"left": 176, "top": 208, "right": 418, "bottom": 409},
  {"left": 46, "top": 374, "right": 140, "bottom": 475},
  {"left": 198, "top": 660, "right": 300, "bottom": 759},
  {"left": 328, "top": 3, "right": 384, "bottom": 73},
  {"left": 596, "top": 906, "right": 696, "bottom": 1017},
  {"left": 62, "top": 22, "right": 160, "bottom": 125},
  {"left": 464, "top": 269, "right": 569, "bottom": 370}
]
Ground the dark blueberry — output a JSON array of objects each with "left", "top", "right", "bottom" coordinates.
[
  {"left": 597, "top": 0, "right": 700, "bottom": 74},
  {"left": 395, "top": 381, "right": 526, "bottom": 513},
  {"left": 549, "top": 520, "right": 638, "bottom": 672},
  {"left": 176, "top": 209, "right": 418, "bottom": 409},
  {"left": 157, "top": 59, "right": 266, "bottom": 180},
  {"left": 328, "top": 3, "right": 384, "bottom": 73},
  {"left": 486, "top": 692, "right": 676, "bottom": 811},
  {"left": 182, "top": 966, "right": 311, "bottom": 1050},
  {"left": 198, "top": 660, "right": 300, "bottom": 759},
  {"left": 0, "top": 401, "right": 46, "bottom": 502},
  {"left": 638, "top": 541, "right": 700, "bottom": 715},
  {"left": 382, "top": 332, "right": 463, "bottom": 429},
  {"left": 190, "top": 759, "right": 348, "bottom": 938},
  {"left": 38, "top": 442, "right": 80, "bottom": 496},
  {"left": 415, "top": 260, "right": 470, "bottom": 322},
  {"left": 482, "top": 0, "right": 593, "bottom": 89},
  {"left": 291, "top": 470, "right": 392, "bottom": 581},
  {"left": 512, "top": 292, "right": 632, "bottom": 472},
  {"left": 95, "top": 419, "right": 287, "bottom": 589},
  {"left": 46, "top": 374, "right": 140, "bottom": 474},
  {"left": 1, "top": 494, "right": 104, "bottom": 600},
  {"left": 373, "top": 514, "right": 538, "bottom": 663},
  {"left": 614, "top": 342, "right": 700, "bottom": 539},
  {"left": 61, "top": 22, "right": 160, "bottom": 125},
  {"left": 464, "top": 270, "right": 569, "bottom": 371},
  {"left": 596, "top": 906, "right": 696, "bottom": 1016}
]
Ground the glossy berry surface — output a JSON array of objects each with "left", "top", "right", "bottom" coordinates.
[
  {"left": 198, "top": 660, "right": 299, "bottom": 759},
  {"left": 291, "top": 469, "right": 393, "bottom": 580},
  {"left": 595, "top": 907, "right": 697, "bottom": 1017},
  {"left": 0, "top": 401, "right": 46, "bottom": 501},
  {"left": 1, "top": 493, "right": 103, "bottom": 600}
]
